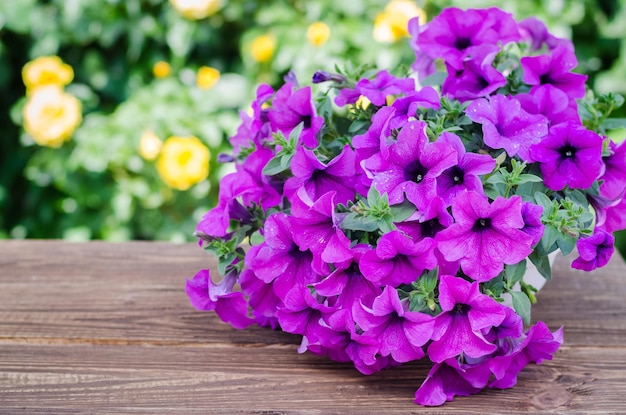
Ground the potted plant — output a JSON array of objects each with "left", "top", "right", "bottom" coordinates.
[{"left": 186, "top": 7, "right": 626, "bottom": 406}]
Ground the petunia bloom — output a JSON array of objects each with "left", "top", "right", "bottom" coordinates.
[
  {"left": 436, "top": 132, "right": 496, "bottom": 205},
  {"left": 335, "top": 70, "right": 415, "bottom": 107},
  {"left": 186, "top": 268, "right": 254, "bottom": 329},
  {"left": 353, "top": 286, "right": 434, "bottom": 363},
  {"left": 520, "top": 44, "right": 587, "bottom": 99},
  {"left": 436, "top": 191, "right": 534, "bottom": 282},
  {"left": 268, "top": 83, "right": 324, "bottom": 148},
  {"left": 531, "top": 122, "right": 604, "bottom": 191},
  {"left": 283, "top": 145, "right": 357, "bottom": 205},
  {"left": 245, "top": 213, "right": 321, "bottom": 300},
  {"left": 571, "top": 229, "right": 614, "bottom": 271},
  {"left": 359, "top": 230, "right": 437, "bottom": 286},
  {"left": 427, "top": 274, "right": 506, "bottom": 363},
  {"left": 466, "top": 95, "right": 548, "bottom": 161},
  {"left": 365, "top": 120, "right": 457, "bottom": 206}
]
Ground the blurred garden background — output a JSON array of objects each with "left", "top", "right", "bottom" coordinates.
[{"left": 1, "top": 0, "right": 625, "bottom": 251}]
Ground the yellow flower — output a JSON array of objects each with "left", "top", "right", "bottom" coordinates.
[
  {"left": 373, "top": 0, "right": 427, "bottom": 43},
  {"left": 306, "top": 22, "right": 331, "bottom": 47},
  {"left": 196, "top": 66, "right": 220, "bottom": 89},
  {"left": 156, "top": 136, "right": 210, "bottom": 190},
  {"left": 250, "top": 34, "right": 276, "bottom": 63},
  {"left": 139, "top": 130, "right": 163, "bottom": 160},
  {"left": 169, "top": 0, "right": 222, "bottom": 20},
  {"left": 22, "top": 56, "right": 74, "bottom": 92},
  {"left": 153, "top": 61, "right": 172, "bottom": 78},
  {"left": 23, "top": 86, "right": 82, "bottom": 148}
]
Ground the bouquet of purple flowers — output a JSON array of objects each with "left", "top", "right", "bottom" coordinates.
[{"left": 186, "top": 7, "right": 626, "bottom": 406}]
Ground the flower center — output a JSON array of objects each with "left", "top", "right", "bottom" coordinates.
[
  {"left": 404, "top": 160, "right": 428, "bottom": 183},
  {"left": 450, "top": 166, "right": 465, "bottom": 185},
  {"left": 472, "top": 217, "right": 492, "bottom": 232},
  {"left": 288, "top": 243, "right": 308, "bottom": 260},
  {"left": 301, "top": 114, "right": 312, "bottom": 129},
  {"left": 559, "top": 144, "right": 577, "bottom": 159},
  {"left": 453, "top": 303, "right": 470, "bottom": 315},
  {"left": 420, "top": 218, "right": 444, "bottom": 238},
  {"left": 454, "top": 37, "right": 471, "bottom": 51},
  {"left": 539, "top": 73, "right": 554, "bottom": 85}
]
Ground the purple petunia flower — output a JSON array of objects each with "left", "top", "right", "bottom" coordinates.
[
  {"left": 388, "top": 87, "right": 441, "bottom": 130},
  {"left": 520, "top": 202, "right": 545, "bottom": 247},
  {"left": 414, "top": 7, "right": 519, "bottom": 71},
  {"left": 335, "top": 70, "right": 415, "bottom": 107},
  {"left": 283, "top": 145, "right": 357, "bottom": 205},
  {"left": 518, "top": 16, "right": 573, "bottom": 52},
  {"left": 289, "top": 190, "right": 352, "bottom": 273},
  {"left": 365, "top": 120, "right": 457, "bottom": 206},
  {"left": 275, "top": 285, "right": 343, "bottom": 354},
  {"left": 353, "top": 286, "right": 434, "bottom": 363},
  {"left": 359, "top": 230, "right": 437, "bottom": 286},
  {"left": 530, "top": 122, "right": 604, "bottom": 191},
  {"left": 442, "top": 45, "right": 506, "bottom": 102},
  {"left": 239, "top": 269, "right": 281, "bottom": 328},
  {"left": 488, "top": 321, "right": 563, "bottom": 389},
  {"left": 229, "top": 84, "right": 274, "bottom": 155},
  {"left": 436, "top": 191, "right": 534, "bottom": 282},
  {"left": 245, "top": 213, "right": 321, "bottom": 300},
  {"left": 571, "top": 229, "right": 614, "bottom": 271},
  {"left": 466, "top": 95, "right": 548, "bottom": 161},
  {"left": 436, "top": 132, "right": 496, "bottom": 205},
  {"left": 600, "top": 140, "right": 626, "bottom": 201},
  {"left": 196, "top": 147, "right": 281, "bottom": 238},
  {"left": 427, "top": 274, "right": 506, "bottom": 363},
  {"left": 520, "top": 44, "right": 587, "bottom": 99},
  {"left": 186, "top": 269, "right": 254, "bottom": 329},
  {"left": 268, "top": 83, "right": 324, "bottom": 148},
  {"left": 516, "top": 84, "right": 581, "bottom": 128},
  {"left": 414, "top": 356, "right": 493, "bottom": 406},
  {"left": 313, "top": 245, "right": 382, "bottom": 319}
]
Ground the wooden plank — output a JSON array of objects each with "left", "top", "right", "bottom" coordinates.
[
  {"left": 1, "top": 241, "right": 625, "bottom": 346},
  {"left": 1, "top": 343, "right": 625, "bottom": 414},
  {"left": 1, "top": 240, "right": 626, "bottom": 413}
]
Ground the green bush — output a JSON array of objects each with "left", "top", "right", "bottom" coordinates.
[{"left": 1, "top": 0, "right": 625, "bottom": 253}]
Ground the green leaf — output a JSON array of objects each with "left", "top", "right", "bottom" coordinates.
[
  {"left": 505, "top": 259, "right": 527, "bottom": 288},
  {"left": 529, "top": 252, "right": 552, "bottom": 281},
  {"left": 262, "top": 153, "right": 292, "bottom": 176},
  {"left": 217, "top": 252, "right": 236, "bottom": 275},
  {"left": 340, "top": 213, "right": 379, "bottom": 232},
  {"left": 486, "top": 172, "right": 507, "bottom": 185},
  {"left": 419, "top": 71, "right": 447, "bottom": 87},
  {"left": 389, "top": 200, "right": 416, "bottom": 222},
  {"left": 557, "top": 234, "right": 576, "bottom": 255},
  {"left": 601, "top": 118, "right": 626, "bottom": 130},
  {"left": 534, "top": 192, "right": 554, "bottom": 211},
  {"left": 288, "top": 122, "right": 305, "bottom": 145},
  {"left": 540, "top": 224, "right": 559, "bottom": 253},
  {"left": 517, "top": 174, "right": 543, "bottom": 184},
  {"left": 510, "top": 291, "right": 532, "bottom": 326}
]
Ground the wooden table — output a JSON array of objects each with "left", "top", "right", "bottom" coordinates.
[{"left": 1, "top": 240, "right": 625, "bottom": 414}]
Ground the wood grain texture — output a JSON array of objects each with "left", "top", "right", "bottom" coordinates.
[{"left": 1, "top": 240, "right": 625, "bottom": 414}]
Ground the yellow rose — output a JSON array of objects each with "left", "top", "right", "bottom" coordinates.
[
  {"left": 22, "top": 56, "right": 74, "bottom": 92},
  {"left": 153, "top": 61, "right": 172, "bottom": 78},
  {"left": 373, "top": 0, "right": 427, "bottom": 43},
  {"left": 196, "top": 66, "right": 220, "bottom": 89},
  {"left": 156, "top": 136, "right": 210, "bottom": 190},
  {"left": 250, "top": 34, "right": 276, "bottom": 63},
  {"left": 169, "top": 0, "right": 222, "bottom": 20},
  {"left": 306, "top": 22, "right": 331, "bottom": 47},
  {"left": 139, "top": 130, "right": 163, "bottom": 160},
  {"left": 23, "top": 86, "right": 82, "bottom": 148}
]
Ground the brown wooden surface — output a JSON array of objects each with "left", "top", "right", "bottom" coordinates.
[{"left": 1, "top": 240, "right": 625, "bottom": 414}]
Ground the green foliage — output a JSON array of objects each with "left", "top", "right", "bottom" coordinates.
[{"left": 1, "top": 0, "right": 626, "bottom": 252}]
